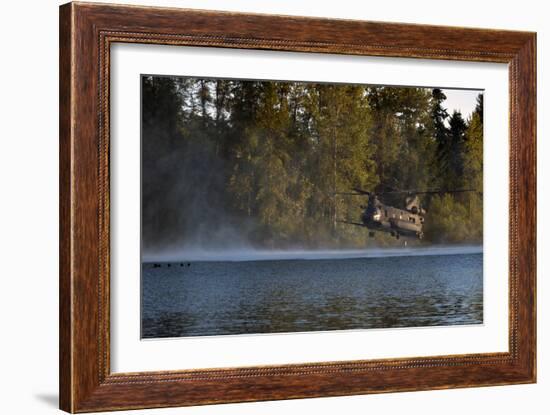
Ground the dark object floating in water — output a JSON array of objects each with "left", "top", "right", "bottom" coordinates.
[
  {"left": 152, "top": 263, "right": 161, "bottom": 268},
  {"left": 187, "top": 263, "right": 191, "bottom": 267}
]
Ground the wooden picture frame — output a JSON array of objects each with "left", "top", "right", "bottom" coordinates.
[{"left": 59, "top": 2, "right": 536, "bottom": 412}]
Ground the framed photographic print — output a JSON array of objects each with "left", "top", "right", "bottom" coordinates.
[{"left": 59, "top": 2, "right": 536, "bottom": 412}]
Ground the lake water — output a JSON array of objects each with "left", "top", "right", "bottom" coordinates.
[{"left": 141, "top": 246, "right": 483, "bottom": 338}]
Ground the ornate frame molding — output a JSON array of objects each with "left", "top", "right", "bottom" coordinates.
[{"left": 60, "top": 2, "right": 536, "bottom": 412}]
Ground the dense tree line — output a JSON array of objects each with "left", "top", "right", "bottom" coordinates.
[{"left": 142, "top": 76, "right": 483, "bottom": 250}]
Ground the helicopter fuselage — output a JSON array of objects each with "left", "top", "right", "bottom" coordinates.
[
  {"left": 361, "top": 197, "right": 424, "bottom": 239},
  {"left": 339, "top": 187, "right": 475, "bottom": 240}
]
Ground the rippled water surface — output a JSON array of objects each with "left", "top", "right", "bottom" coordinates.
[{"left": 141, "top": 249, "right": 483, "bottom": 338}]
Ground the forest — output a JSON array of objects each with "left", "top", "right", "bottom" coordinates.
[{"left": 141, "top": 76, "right": 483, "bottom": 251}]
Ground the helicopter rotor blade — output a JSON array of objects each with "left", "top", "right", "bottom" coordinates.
[
  {"left": 333, "top": 192, "right": 369, "bottom": 197},
  {"left": 375, "top": 188, "right": 480, "bottom": 195},
  {"left": 412, "top": 189, "right": 479, "bottom": 195},
  {"left": 337, "top": 220, "right": 368, "bottom": 228},
  {"left": 351, "top": 188, "right": 371, "bottom": 196},
  {"left": 334, "top": 188, "right": 371, "bottom": 196},
  {"left": 335, "top": 187, "right": 480, "bottom": 197}
]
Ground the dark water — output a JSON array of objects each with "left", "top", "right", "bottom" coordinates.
[{"left": 141, "top": 251, "right": 483, "bottom": 338}]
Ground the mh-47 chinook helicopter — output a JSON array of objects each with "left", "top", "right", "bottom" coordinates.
[{"left": 337, "top": 187, "right": 476, "bottom": 240}]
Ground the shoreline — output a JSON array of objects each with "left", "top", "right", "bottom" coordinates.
[{"left": 143, "top": 244, "right": 483, "bottom": 263}]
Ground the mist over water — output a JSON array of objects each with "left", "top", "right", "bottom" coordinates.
[{"left": 142, "top": 244, "right": 482, "bottom": 263}]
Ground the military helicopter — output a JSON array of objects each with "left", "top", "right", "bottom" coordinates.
[{"left": 337, "top": 187, "right": 476, "bottom": 240}]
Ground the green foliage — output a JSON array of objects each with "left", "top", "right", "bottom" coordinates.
[
  {"left": 464, "top": 110, "right": 483, "bottom": 192},
  {"left": 368, "top": 86, "right": 433, "bottom": 191},
  {"left": 422, "top": 93, "right": 484, "bottom": 243},
  {"left": 142, "top": 77, "right": 483, "bottom": 249},
  {"left": 424, "top": 193, "right": 482, "bottom": 243}
]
